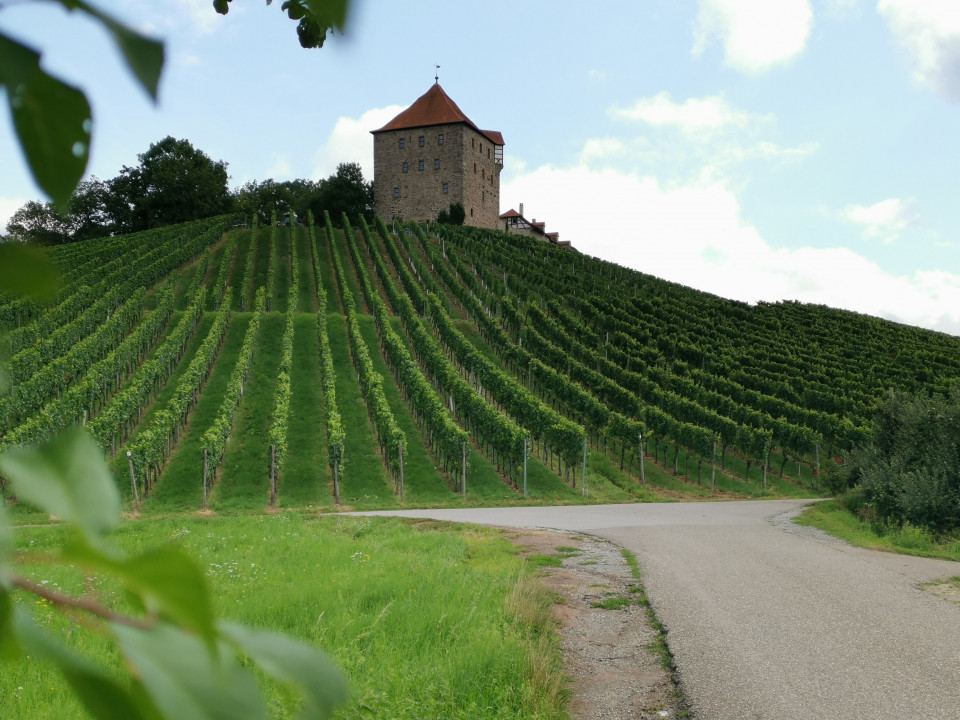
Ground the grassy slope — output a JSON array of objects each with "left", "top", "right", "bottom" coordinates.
[
  {"left": 4, "top": 515, "right": 566, "bottom": 720},
  {"left": 280, "top": 313, "right": 332, "bottom": 508},
  {"left": 211, "top": 313, "right": 283, "bottom": 511},
  {"left": 144, "top": 315, "right": 250, "bottom": 512}
]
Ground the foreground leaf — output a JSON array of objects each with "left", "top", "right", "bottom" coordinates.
[
  {"left": 0, "top": 427, "right": 118, "bottom": 545},
  {"left": 14, "top": 607, "right": 143, "bottom": 720},
  {"left": 0, "top": 33, "right": 91, "bottom": 207},
  {"left": 220, "top": 622, "right": 348, "bottom": 720},
  {"left": 113, "top": 623, "right": 267, "bottom": 720},
  {"left": 0, "top": 243, "right": 60, "bottom": 302},
  {"left": 65, "top": 541, "right": 216, "bottom": 644}
]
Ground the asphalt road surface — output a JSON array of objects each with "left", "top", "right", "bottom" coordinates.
[{"left": 353, "top": 500, "right": 960, "bottom": 719}]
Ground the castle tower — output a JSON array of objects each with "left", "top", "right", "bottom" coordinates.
[{"left": 371, "top": 84, "right": 504, "bottom": 229}]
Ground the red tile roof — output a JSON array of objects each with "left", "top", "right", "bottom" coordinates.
[
  {"left": 372, "top": 84, "right": 504, "bottom": 146},
  {"left": 499, "top": 209, "right": 521, "bottom": 218}
]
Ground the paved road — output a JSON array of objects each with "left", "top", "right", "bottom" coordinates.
[{"left": 353, "top": 500, "right": 960, "bottom": 719}]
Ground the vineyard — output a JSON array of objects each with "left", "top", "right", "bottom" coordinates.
[{"left": 5, "top": 211, "right": 960, "bottom": 513}]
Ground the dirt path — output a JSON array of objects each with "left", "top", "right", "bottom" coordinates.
[{"left": 506, "top": 529, "right": 683, "bottom": 719}]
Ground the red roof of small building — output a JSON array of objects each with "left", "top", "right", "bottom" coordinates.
[
  {"left": 499, "top": 209, "right": 521, "bottom": 219},
  {"left": 372, "top": 84, "right": 504, "bottom": 146}
]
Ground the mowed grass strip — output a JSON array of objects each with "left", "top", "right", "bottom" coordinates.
[
  {"left": 144, "top": 315, "right": 251, "bottom": 513},
  {"left": 212, "top": 313, "right": 284, "bottom": 511},
  {"left": 109, "top": 313, "right": 215, "bottom": 493},
  {"left": 356, "top": 314, "right": 450, "bottom": 502},
  {"left": 4, "top": 515, "right": 567, "bottom": 720},
  {"left": 295, "top": 226, "right": 317, "bottom": 312},
  {"left": 229, "top": 229, "right": 253, "bottom": 311},
  {"left": 279, "top": 313, "right": 332, "bottom": 508},
  {"left": 274, "top": 227, "right": 291, "bottom": 313},
  {"left": 324, "top": 312, "right": 393, "bottom": 508}
]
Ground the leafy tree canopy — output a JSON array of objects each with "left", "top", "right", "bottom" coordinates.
[{"left": 310, "top": 162, "right": 373, "bottom": 227}]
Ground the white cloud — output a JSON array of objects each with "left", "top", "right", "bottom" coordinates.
[
  {"left": 313, "top": 105, "right": 404, "bottom": 181},
  {"left": 502, "top": 158, "right": 959, "bottom": 334},
  {"left": 0, "top": 196, "right": 26, "bottom": 235},
  {"left": 614, "top": 92, "right": 767, "bottom": 133},
  {"left": 580, "top": 138, "right": 627, "bottom": 163},
  {"left": 878, "top": 0, "right": 960, "bottom": 101},
  {"left": 842, "top": 197, "right": 918, "bottom": 243},
  {"left": 692, "top": 0, "right": 814, "bottom": 72}
]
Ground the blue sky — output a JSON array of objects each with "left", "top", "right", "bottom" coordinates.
[{"left": 2, "top": 0, "right": 959, "bottom": 332}]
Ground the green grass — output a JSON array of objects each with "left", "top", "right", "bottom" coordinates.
[
  {"left": 3, "top": 514, "right": 568, "bottom": 720},
  {"left": 796, "top": 499, "right": 960, "bottom": 562},
  {"left": 145, "top": 315, "right": 251, "bottom": 512},
  {"left": 229, "top": 229, "right": 253, "bottom": 311},
  {"left": 324, "top": 313, "right": 394, "bottom": 508},
  {"left": 356, "top": 314, "right": 454, "bottom": 502},
  {"left": 295, "top": 227, "right": 317, "bottom": 312},
  {"left": 211, "top": 313, "right": 284, "bottom": 511},
  {"left": 274, "top": 229, "right": 290, "bottom": 313},
  {"left": 108, "top": 314, "right": 216, "bottom": 497},
  {"left": 526, "top": 554, "right": 563, "bottom": 569},
  {"left": 280, "top": 313, "right": 332, "bottom": 508},
  {"left": 590, "top": 595, "right": 632, "bottom": 610}
]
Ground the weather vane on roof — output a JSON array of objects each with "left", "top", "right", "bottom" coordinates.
[{"left": 435, "top": 64, "right": 440, "bottom": 84}]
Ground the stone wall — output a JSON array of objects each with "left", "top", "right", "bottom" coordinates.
[{"left": 373, "top": 122, "right": 501, "bottom": 229}]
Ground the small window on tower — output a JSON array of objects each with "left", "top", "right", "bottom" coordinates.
[
  {"left": 419, "top": 160, "right": 425, "bottom": 171},
  {"left": 399, "top": 138, "right": 405, "bottom": 149},
  {"left": 434, "top": 159, "right": 440, "bottom": 169},
  {"left": 474, "top": 163, "right": 477, "bottom": 173},
  {"left": 419, "top": 136, "right": 425, "bottom": 147},
  {"left": 438, "top": 134, "right": 444, "bottom": 145},
  {"left": 443, "top": 183, "right": 449, "bottom": 194},
  {"left": 402, "top": 162, "right": 408, "bottom": 173},
  {"left": 394, "top": 187, "right": 400, "bottom": 197}
]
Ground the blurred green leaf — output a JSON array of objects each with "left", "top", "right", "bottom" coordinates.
[
  {"left": 304, "top": 0, "right": 348, "bottom": 29},
  {"left": 113, "top": 623, "right": 268, "bottom": 720},
  {"left": 0, "top": 427, "right": 118, "bottom": 545},
  {"left": 0, "top": 243, "right": 60, "bottom": 302},
  {"left": 220, "top": 622, "right": 348, "bottom": 720},
  {"left": 73, "top": 2, "right": 164, "bottom": 101},
  {"left": 0, "top": 589, "right": 18, "bottom": 659},
  {"left": 0, "top": 33, "right": 91, "bottom": 208},
  {"left": 65, "top": 542, "right": 216, "bottom": 644},
  {"left": 14, "top": 607, "right": 144, "bottom": 720}
]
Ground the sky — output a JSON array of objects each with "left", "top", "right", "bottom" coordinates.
[{"left": 2, "top": 0, "right": 959, "bottom": 334}]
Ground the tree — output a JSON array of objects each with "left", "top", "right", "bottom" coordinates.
[
  {"left": 310, "top": 162, "right": 373, "bottom": 226},
  {"left": 437, "top": 202, "right": 465, "bottom": 226},
  {"left": 111, "top": 137, "right": 234, "bottom": 233},
  {"left": 6, "top": 200, "right": 72, "bottom": 246},
  {"left": 68, "top": 176, "right": 113, "bottom": 241},
  {"left": 235, "top": 178, "right": 322, "bottom": 224}
]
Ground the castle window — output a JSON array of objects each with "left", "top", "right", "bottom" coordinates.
[
  {"left": 443, "top": 183, "right": 448, "bottom": 194},
  {"left": 394, "top": 187, "right": 400, "bottom": 197},
  {"left": 474, "top": 163, "right": 477, "bottom": 173},
  {"left": 470, "top": 208, "right": 474, "bottom": 217},
  {"left": 482, "top": 169, "right": 485, "bottom": 180},
  {"left": 434, "top": 158, "right": 440, "bottom": 169},
  {"left": 419, "top": 160, "right": 425, "bottom": 171},
  {"left": 472, "top": 138, "right": 475, "bottom": 148},
  {"left": 438, "top": 134, "right": 444, "bottom": 145},
  {"left": 399, "top": 138, "right": 405, "bottom": 149},
  {"left": 419, "top": 135, "right": 425, "bottom": 147},
  {"left": 402, "top": 162, "right": 408, "bottom": 173}
]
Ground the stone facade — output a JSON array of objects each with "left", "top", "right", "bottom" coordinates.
[{"left": 371, "top": 85, "right": 503, "bottom": 229}]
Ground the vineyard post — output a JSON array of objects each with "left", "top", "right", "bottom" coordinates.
[
  {"left": 581, "top": 436, "right": 588, "bottom": 497},
  {"left": 461, "top": 441, "right": 467, "bottom": 499},
  {"left": 333, "top": 459, "right": 341, "bottom": 505},
  {"left": 270, "top": 444, "right": 277, "bottom": 507},
  {"left": 638, "top": 433, "right": 645, "bottom": 484},
  {"left": 202, "top": 448, "right": 208, "bottom": 510},
  {"left": 523, "top": 436, "right": 528, "bottom": 498},
  {"left": 398, "top": 442, "right": 405, "bottom": 501},
  {"left": 126, "top": 451, "right": 139, "bottom": 510},
  {"left": 711, "top": 440, "right": 717, "bottom": 492},
  {"left": 814, "top": 443, "right": 820, "bottom": 491}
]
